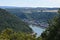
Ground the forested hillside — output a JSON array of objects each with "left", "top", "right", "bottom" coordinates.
[
  {"left": 41, "top": 9, "right": 60, "bottom": 40},
  {"left": 0, "top": 8, "right": 33, "bottom": 33}
]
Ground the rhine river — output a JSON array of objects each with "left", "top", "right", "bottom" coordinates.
[{"left": 29, "top": 25, "right": 45, "bottom": 37}]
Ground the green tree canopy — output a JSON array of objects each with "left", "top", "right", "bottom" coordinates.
[{"left": 41, "top": 9, "right": 60, "bottom": 40}]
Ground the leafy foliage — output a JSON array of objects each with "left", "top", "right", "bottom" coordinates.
[
  {"left": 0, "top": 28, "right": 42, "bottom": 40},
  {"left": 41, "top": 9, "right": 60, "bottom": 40}
]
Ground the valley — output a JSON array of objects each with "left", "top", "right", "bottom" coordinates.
[
  {"left": 4, "top": 7, "right": 58, "bottom": 28},
  {"left": 0, "top": 6, "right": 60, "bottom": 40}
]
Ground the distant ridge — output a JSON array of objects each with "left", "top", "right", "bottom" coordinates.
[{"left": 0, "top": 6, "right": 59, "bottom": 10}]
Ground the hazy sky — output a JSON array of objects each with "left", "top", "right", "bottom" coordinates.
[{"left": 0, "top": 0, "right": 60, "bottom": 7}]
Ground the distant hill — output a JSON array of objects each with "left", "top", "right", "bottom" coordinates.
[
  {"left": 5, "top": 7, "right": 58, "bottom": 22},
  {"left": 0, "top": 8, "right": 33, "bottom": 33},
  {"left": 0, "top": 6, "right": 18, "bottom": 9},
  {"left": 0, "top": 6, "right": 59, "bottom": 10}
]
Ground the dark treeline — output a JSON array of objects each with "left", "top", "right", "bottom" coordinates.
[{"left": 41, "top": 9, "right": 60, "bottom": 40}]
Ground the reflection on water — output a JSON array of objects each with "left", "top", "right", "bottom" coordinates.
[{"left": 29, "top": 25, "right": 45, "bottom": 37}]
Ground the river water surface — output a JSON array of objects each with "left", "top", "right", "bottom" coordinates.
[{"left": 29, "top": 25, "right": 45, "bottom": 37}]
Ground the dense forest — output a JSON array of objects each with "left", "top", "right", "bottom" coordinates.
[
  {"left": 0, "top": 28, "right": 41, "bottom": 40},
  {"left": 0, "top": 8, "right": 32, "bottom": 33},
  {"left": 41, "top": 9, "right": 60, "bottom": 40}
]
